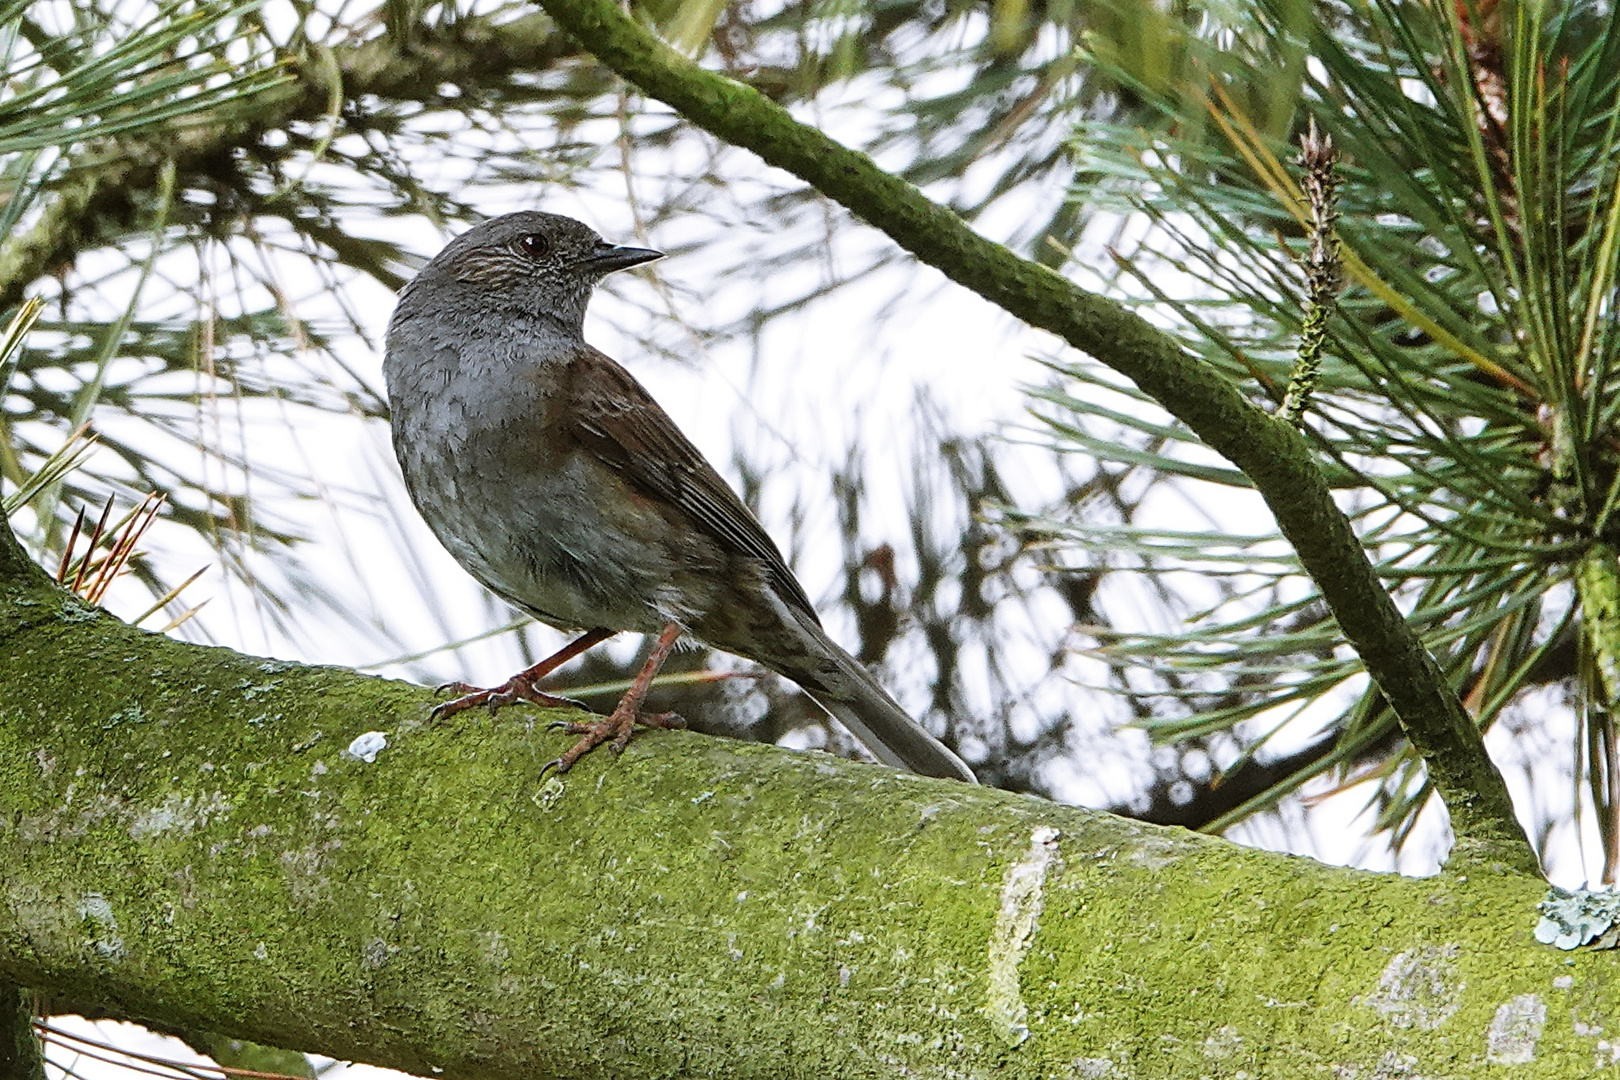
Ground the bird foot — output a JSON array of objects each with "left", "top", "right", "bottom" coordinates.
[
  {"left": 431, "top": 677, "right": 588, "bottom": 722},
  {"left": 541, "top": 707, "right": 684, "bottom": 777}
]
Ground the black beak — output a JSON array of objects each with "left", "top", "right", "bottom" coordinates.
[{"left": 577, "top": 242, "right": 664, "bottom": 274}]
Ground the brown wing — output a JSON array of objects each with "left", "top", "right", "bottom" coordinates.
[{"left": 562, "top": 344, "right": 820, "bottom": 623}]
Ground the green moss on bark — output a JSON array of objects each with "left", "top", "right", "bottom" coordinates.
[
  {"left": 0, "top": 564, "right": 1615, "bottom": 1078},
  {"left": 0, "top": 983, "right": 43, "bottom": 1080}
]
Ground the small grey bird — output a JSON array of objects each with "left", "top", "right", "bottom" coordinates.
[{"left": 383, "top": 211, "right": 975, "bottom": 783}]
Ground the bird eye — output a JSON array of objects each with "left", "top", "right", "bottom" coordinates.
[{"left": 516, "top": 234, "right": 551, "bottom": 259}]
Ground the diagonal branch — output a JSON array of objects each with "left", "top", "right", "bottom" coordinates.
[{"left": 531, "top": 0, "right": 1537, "bottom": 874}]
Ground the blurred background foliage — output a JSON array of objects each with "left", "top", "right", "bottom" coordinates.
[
  {"left": 4, "top": 0, "right": 1620, "bottom": 899},
  {"left": 1035, "top": 0, "right": 1620, "bottom": 877}
]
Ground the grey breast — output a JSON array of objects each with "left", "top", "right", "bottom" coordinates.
[{"left": 383, "top": 304, "right": 677, "bottom": 634}]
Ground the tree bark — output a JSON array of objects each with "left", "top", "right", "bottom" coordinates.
[
  {"left": 0, "top": 509, "right": 1611, "bottom": 1079},
  {"left": 0, "top": 984, "right": 43, "bottom": 1080}
]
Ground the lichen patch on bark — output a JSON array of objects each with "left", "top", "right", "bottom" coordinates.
[
  {"left": 985, "top": 825, "right": 1061, "bottom": 1045},
  {"left": 1362, "top": 944, "right": 1463, "bottom": 1030},
  {"left": 1486, "top": 994, "right": 1545, "bottom": 1065}
]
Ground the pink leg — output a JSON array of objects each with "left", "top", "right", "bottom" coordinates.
[
  {"left": 431, "top": 627, "right": 615, "bottom": 721},
  {"left": 542, "top": 622, "right": 686, "bottom": 776}
]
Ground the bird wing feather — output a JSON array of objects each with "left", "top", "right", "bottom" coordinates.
[{"left": 563, "top": 344, "right": 820, "bottom": 624}]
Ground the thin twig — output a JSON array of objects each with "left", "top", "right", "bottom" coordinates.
[{"left": 1279, "top": 119, "right": 1343, "bottom": 426}]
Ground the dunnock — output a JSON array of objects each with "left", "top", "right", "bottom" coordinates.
[{"left": 383, "top": 211, "right": 975, "bottom": 783}]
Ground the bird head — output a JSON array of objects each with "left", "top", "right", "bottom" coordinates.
[{"left": 404, "top": 211, "right": 663, "bottom": 330}]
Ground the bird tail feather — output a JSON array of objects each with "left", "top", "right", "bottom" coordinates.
[{"left": 767, "top": 613, "right": 977, "bottom": 783}]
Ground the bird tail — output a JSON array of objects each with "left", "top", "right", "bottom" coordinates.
[{"left": 765, "top": 613, "right": 977, "bottom": 783}]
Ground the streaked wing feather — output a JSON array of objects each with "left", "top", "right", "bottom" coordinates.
[{"left": 564, "top": 345, "right": 820, "bottom": 623}]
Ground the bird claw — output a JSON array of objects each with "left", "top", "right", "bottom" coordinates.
[
  {"left": 540, "top": 709, "right": 685, "bottom": 775},
  {"left": 428, "top": 696, "right": 475, "bottom": 722},
  {"left": 429, "top": 679, "right": 590, "bottom": 723}
]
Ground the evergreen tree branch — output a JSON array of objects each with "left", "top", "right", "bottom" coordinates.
[
  {"left": 530, "top": 0, "right": 1537, "bottom": 874},
  {"left": 0, "top": 12, "right": 572, "bottom": 310}
]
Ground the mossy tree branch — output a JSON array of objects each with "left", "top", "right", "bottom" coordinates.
[
  {"left": 530, "top": 0, "right": 1536, "bottom": 875},
  {"left": 0, "top": 513, "right": 1610, "bottom": 1077},
  {"left": 0, "top": 984, "right": 43, "bottom": 1080}
]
